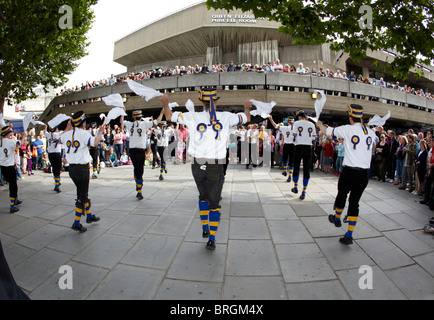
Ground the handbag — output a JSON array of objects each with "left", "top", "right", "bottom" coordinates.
[
  {"left": 32, "top": 147, "right": 38, "bottom": 158},
  {"left": 229, "top": 142, "right": 236, "bottom": 149}
]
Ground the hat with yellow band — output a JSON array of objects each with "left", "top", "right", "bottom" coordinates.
[
  {"left": 1, "top": 125, "right": 13, "bottom": 137},
  {"left": 71, "top": 111, "right": 86, "bottom": 127},
  {"left": 347, "top": 104, "right": 368, "bottom": 134},
  {"left": 132, "top": 110, "right": 142, "bottom": 120}
]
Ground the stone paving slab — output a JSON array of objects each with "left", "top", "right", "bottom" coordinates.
[{"left": 0, "top": 162, "right": 433, "bottom": 300}]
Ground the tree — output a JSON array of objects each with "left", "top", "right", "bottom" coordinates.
[
  {"left": 206, "top": 0, "right": 434, "bottom": 81},
  {"left": 0, "top": 0, "right": 98, "bottom": 112}
]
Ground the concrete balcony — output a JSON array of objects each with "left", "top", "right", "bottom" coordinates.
[{"left": 40, "top": 73, "right": 434, "bottom": 127}]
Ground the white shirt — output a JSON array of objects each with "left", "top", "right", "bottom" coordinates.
[
  {"left": 154, "top": 127, "right": 172, "bottom": 147},
  {"left": 326, "top": 123, "right": 378, "bottom": 169},
  {"left": 59, "top": 128, "right": 96, "bottom": 164},
  {"left": 292, "top": 120, "right": 316, "bottom": 146},
  {"left": 172, "top": 110, "right": 246, "bottom": 159},
  {"left": 45, "top": 132, "right": 62, "bottom": 153},
  {"left": 123, "top": 119, "right": 154, "bottom": 149},
  {"left": 278, "top": 125, "right": 294, "bottom": 144},
  {"left": 0, "top": 138, "right": 19, "bottom": 167}
]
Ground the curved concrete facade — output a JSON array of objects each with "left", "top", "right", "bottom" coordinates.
[
  {"left": 40, "top": 73, "right": 434, "bottom": 130},
  {"left": 112, "top": 1, "right": 434, "bottom": 94}
]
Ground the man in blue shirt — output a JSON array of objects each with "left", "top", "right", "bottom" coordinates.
[{"left": 33, "top": 135, "right": 44, "bottom": 170}]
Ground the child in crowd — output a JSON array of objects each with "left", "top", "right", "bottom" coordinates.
[
  {"left": 24, "top": 144, "right": 33, "bottom": 176},
  {"left": 119, "top": 150, "right": 130, "bottom": 165},
  {"left": 41, "top": 152, "right": 49, "bottom": 169},
  {"left": 176, "top": 140, "right": 185, "bottom": 163},
  {"left": 322, "top": 137, "right": 334, "bottom": 174},
  {"left": 335, "top": 138, "right": 345, "bottom": 176}
]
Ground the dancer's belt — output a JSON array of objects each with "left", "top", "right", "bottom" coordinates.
[{"left": 193, "top": 157, "right": 225, "bottom": 165}]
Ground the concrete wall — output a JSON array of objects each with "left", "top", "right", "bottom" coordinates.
[{"left": 41, "top": 73, "right": 434, "bottom": 126}]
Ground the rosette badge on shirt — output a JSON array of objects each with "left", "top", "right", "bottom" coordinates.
[{"left": 198, "top": 87, "right": 223, "bottom": 140}]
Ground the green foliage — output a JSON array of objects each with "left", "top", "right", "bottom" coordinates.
[
  {"left": 206, "top": 0, "right": 434, "bottom": 81},
  {"left": 0, "top": 0, "right": 98, "bottom": 109}
]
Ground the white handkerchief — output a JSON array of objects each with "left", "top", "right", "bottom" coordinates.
[
  {"left": 368, "top": 110, "right": 391, "bottom": 127},
  {"left": 126, "top": 78, "right": 163, "bottom": 102},
  {"left": 47, "top": 114, "right": 71, "bottom": 130},
  {"left": 249, "top": 99, "right": 276, "bottom": 118},
  {"left": 102, "top": 94, "right": 125, "bottom": 108},
  {"left": 103, "top": 107, "right": 127, "bottom": 126}
]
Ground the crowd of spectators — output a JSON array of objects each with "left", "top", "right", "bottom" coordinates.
[
  {"left": 57, "top": 59, "right": 433, "bottom": 103},
  {"left": 2, "top": 116, "right": 434, "bottom": 212}
]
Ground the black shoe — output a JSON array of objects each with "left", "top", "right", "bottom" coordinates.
[
  {"left": 54, "top": 188, "right": 61, "bottom": 193},
  {"left": 92, "top": 175, "right": 97, "bottom": 179},
  {"left": 10, "top": 207, "right": 19, "bottom": 213},
  {"left": 71, "top": 224, "right": 87, "bottom": 232},
  {"left": 398, "top": 186, "right": 406, "bottom": 190},
  {"left": 282, "top": 171, "right": 287, "bottom": 176},
  {"left": 343, "top": 215, "right": 348, "bottom": 223},
  {"left": 86, "top": 215, "right": 100, "bottom": 223},
  {"left": 328, "top": 214, "right": 342, "bottom": 227},
  {"left": 206, "top": 240, "right": 216, "bottom": 250},
  {"left": 339, "top": 235, "right": 353, "bottom": 245},
  {"left": 159, "top": 175, "right": 164, "bottom": 180},
  {"left": 202, "top": 229, "right": 210, "bottom": 238},
  {"left": 420, "top": 199, "right": 428, "bottom": 204},
  {"left": 291, "top": 188, "right": 298, "bottom": 194},
  {"left": 287, "top": 176, "right": 292, "bottom": 183},
  {"left": 14, "top": 199, "right": 22, "bottom": 205},
  {"left": 136, "top": 193, "right": 143, "bottom": 200},
  {"left": 299, "top": 194, "right": 305, "bottom": 200}
]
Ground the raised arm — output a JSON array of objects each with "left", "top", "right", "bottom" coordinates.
[
  {"left": 268, "top": 115, "right": 277, "bottom": 128},
  {"left": 244, "top": 100, "right": 251, "bottom": 123},
  {"left": 160, "top": 95, "right": 173, "bottom": 122}
]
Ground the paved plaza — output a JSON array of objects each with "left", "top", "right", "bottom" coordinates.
[{"left": 0, "top": 161, "right": 433, "bottom": 300}]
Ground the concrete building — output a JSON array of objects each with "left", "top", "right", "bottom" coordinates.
[{"left": 40, "top": 1, "right": 434, "bottom": 130}]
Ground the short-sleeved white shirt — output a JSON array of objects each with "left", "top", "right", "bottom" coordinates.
[
  {"left": 0, "top": 138, "right": 19, "bottom": 167},
  {"left": 292, "top": 120, "right": 317, "bottom": 146},
  {"left": 123, "top": 119, "right": 154, "bottom": 149},
  {"left": 59, "top": 128, "right": 95, "bottom": 165},
  {"left": 326, "top": 123, "right": 378, "bottom": 169},
  {"left": 171, "top": 111, "right": 246, "bottom": 159}
]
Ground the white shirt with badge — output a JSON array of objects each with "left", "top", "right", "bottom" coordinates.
[
  {"left": 45, "top": 132, "right": 62, "bottom": 153},
  {"left": 59, "top": 128, "right": 96, "bottom": 165},
  {"left": 0, "top": 138, "right": 19, "bottom": 167},
  {"left": 171, "top": 110, "right": 246, "bottom": 159},
  {"left": 123, "top": 119, "right": 155, "bottom": 149},
  {"left": 326, "top": 123, "right": 378, "bottom": 169},
  {"left": 154, "top": 127, "right": 172, "bottom": 147},
  {"left": 292, "top": 120, "right": 317, "bottom": 146},
  {"left": 278, "top": 125, "right": 294, "bottom": 144}
]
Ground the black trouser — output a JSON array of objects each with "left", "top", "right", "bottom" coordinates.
[
  {"left": 48, "top": 152, "right": 62, "bottom": 176},
  {"left": 157, "top": 146, "right": 166, "bottom": 167},
  {"left": 283, "top": 143, "right": 295, "bottom": 166},
  {"left": 89, "top": 147, "right": 98, "bottom": 169},
  {"left": 192, "top": 159, "right": 225, "bottom": 210},
  {"left": 129, "top": 148, "right": 146, "bottom": 180},
  {"left": 293, "top": 145, "right": 313, "bottom": 179},
  {"left": 68, "top": 164, "right": 90, "bottom": 204},
  {"left": 1, "top": 166, "right": 17, "bottom": 198},
  {"left": 151, "top": 144, "right": 158, "bottom": 167},
  {"left": 335, "top": 166, "right": 369, "bottom": 217}
]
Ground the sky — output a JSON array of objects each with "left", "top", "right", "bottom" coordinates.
[{"left": 64, "top": 0, "right": 203, "bottom": 90}]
